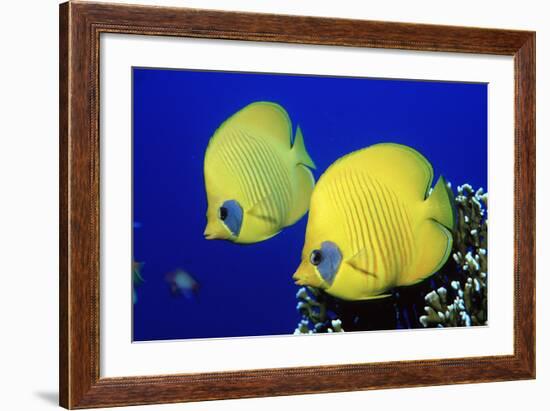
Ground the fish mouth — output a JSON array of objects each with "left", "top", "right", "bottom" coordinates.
[
  {"left": 292, "top": 272, "right": 305, "bottom": 286},
  {"left": 204, "top": 231, "right": 234, "bottom": 241}
]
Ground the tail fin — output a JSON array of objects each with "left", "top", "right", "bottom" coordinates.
[
  {"left": 398, "top": 177, "right": 455, "bottom": 287},
  {"left": 291, "top": 126, "right": 316, "bottom": 169},
  {"left": 426, "top": 176, "right": 456, "bottom": 231},
  {"left": 285, "top": 165, "right": 315, "bottom": 226}
]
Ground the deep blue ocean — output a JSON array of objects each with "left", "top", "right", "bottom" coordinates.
[{"left": 132, "top": 67, "right": 487, "bottom": 341}]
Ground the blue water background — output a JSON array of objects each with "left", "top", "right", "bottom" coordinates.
[{"left": 133, "top": 68, "right": 487, "bottom": 341}]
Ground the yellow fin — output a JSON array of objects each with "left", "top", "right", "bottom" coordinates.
[
  {"left": 398, "top": 220, "right": 453, "bottom": 287},
  {"left": 291, "top": 126, "right": 316, "bottom": 169},
  {"left": 285, "top": 164, "right": 315, "bottom": 226},
  {"left": 222, "top": 101, "right": 292, "bottom": 148},
  {"left": 372, "top": 143, "right": 433, "bottom": 200},
  {"left": 246, "top": 193, "right": 279, "bottom": 225},
  {"left": 425, "top": 175, "right": 456, "bottom": 230},
  {"left": 355, "top": 293, "right": 392, "bottom": 301},
  {"left": 331, "top": 143, "right": 434, "bottom": 202},
  {"left": 345, "top": 248, "right": 372, "bottom": 275}
]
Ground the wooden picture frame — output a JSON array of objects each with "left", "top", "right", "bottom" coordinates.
[{"left": 59, "top": 1, "right": 535, "bottom": 408}]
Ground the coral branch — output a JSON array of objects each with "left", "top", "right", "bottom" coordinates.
[
  {"left": 420, "top": 184, "right": 488, "bottom": 328},
  {"left": 294, "top": 287, "right": 344, "bottom": 334}
]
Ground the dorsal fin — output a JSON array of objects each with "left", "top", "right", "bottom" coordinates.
[
  {"left": 219, "top": 101, "right": 292, "bottom": 148},
  {"left": 291, "top": 126, "right": 316, "bottom": 169},
  {"left": 326, "top": 143, "right": 434, "bottom": 202}
]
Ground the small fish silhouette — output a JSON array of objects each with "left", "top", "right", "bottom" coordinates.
[
  {"left": 165, "top": 269, "right": 200, "bottom": 299},
  {"left": 132, "top": 261, "right": 144, "bottom": 304}
]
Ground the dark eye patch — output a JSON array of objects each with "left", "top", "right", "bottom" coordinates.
[
  {"left": 220, "top": 200, "right": 243, "bottom": 237},
  {"left": 316, "top": 241, "right": 342, "bottom": 286}
]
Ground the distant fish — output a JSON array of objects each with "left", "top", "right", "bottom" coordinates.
[
  {"left": 166, "top": 269, "right": 200, "bottom": 299},
  {"left": 293, "top": 143, "right": 456, "bottom": 301},
  {"left": 203, "top": 101, "right": 316, "bottom": 244},
  {"left": 133, "top": 261, "right": 144, "bottom": 304}
]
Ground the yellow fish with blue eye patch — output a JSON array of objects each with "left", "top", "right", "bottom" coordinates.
[
  {"left": 203, "top": 101, "right": 316, "bottom": 244},
  {"left": 292, "top": 143, "right": 456, "bottom": 301}
]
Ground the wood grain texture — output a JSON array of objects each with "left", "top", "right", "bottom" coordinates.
[
  {"left": 514, "top": 34, "right": 536, "bottom": 375},
  {"left": 59, "top": 1, "right": 536, "bottom": 408},
  {"left": 59, "top": 2, "right": 69, "bottom": 407}
]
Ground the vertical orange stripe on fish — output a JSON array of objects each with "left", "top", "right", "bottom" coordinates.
[
  {"left": 349, "top": 172, "right": 375, "bottom": 274},
  {"left": 374, "top": 177, "right": 406, "bottom": 274},
  {"left": 361, "top": 173, "right": 391, "bottom": 279},
  {"left": 243, "top": 131, "right": 291, "bottom": 226}
]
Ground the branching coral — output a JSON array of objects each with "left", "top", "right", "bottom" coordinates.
[
  {"left": 420, "top": 184, "right": 488, "bottom": 328},
  {"left": 294, "top": 286, "right": 344, "bottom": 334}
]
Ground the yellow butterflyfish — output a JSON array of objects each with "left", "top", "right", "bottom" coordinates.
[
  {"left": 203, "top": 101, "right": 316, "bottom": 244},
  {"left": 292, "top": 143, "right": 456, "bottom": 301}
]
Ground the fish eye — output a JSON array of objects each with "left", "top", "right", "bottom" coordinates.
[
  {"left": 219, "top": 206, "right": 228, "bottom": 221},
  {"left": 218, "top": 200, "right": 243, "bottom": 237},
  {"left": 310, "top": 249, "right": 323, "bottom": 266}
]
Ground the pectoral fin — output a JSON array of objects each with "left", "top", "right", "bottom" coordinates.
[
  {"left": 246, "top": 193, "right": 279, "bottom": 225},
  {"left": 346, "top": 248, "right": 375, "bottom": 277}
]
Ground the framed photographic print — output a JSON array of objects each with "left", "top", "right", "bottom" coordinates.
[{"left": 59, "top": 1, "right": 535, "bottom": 408}]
